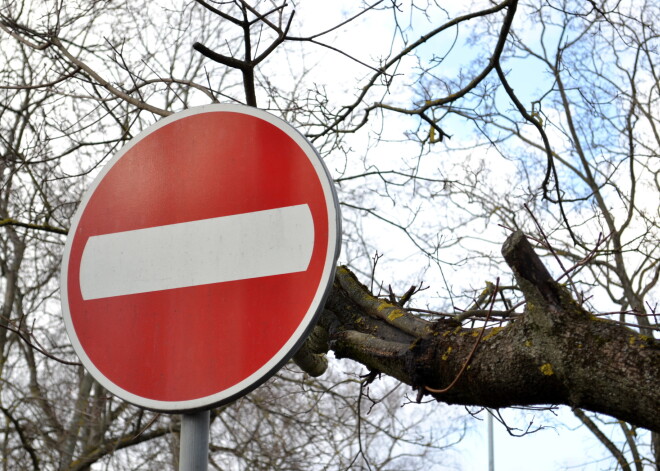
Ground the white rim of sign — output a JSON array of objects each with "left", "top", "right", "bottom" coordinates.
[{"left": 60, "top": 104, "right": 341, "bottom": 412}]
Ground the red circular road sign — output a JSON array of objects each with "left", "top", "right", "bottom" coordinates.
[{"left": 60, "top": 104, "right": 340, "bottom": 411}]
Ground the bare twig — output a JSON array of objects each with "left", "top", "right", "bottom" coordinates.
[{"left": 425, "top": 278, "right": 500, "bottom": 394}]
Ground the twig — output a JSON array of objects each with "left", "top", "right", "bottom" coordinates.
[
  {"left": 132, "top": 414, "right": 161, "bottom": 440},
  {"left": 556, "top": 232, "right": 611, "bottom": 282},
  {"left": 0, "top": 320, "right": 80, "bottom": 366},
  {"left": 573, "top": 408, "right": 632, "bottom": 471},
  {"left": 425, "top": 278, "right": 500, "bottom": 394},
  {"left": 0, "top": 218, "right": 68, "bottom": 235},
  {"left": 370, "top": 252, "right": 382, "bottom": 293}
]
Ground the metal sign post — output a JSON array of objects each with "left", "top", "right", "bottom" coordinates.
[
  {"left": 179, "top": 411, "right": 210, "bottom": 471},
  {"left": 487, "top": 409, "right": 494, "bottom": 471}
]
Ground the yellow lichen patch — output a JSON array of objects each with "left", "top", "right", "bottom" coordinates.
[
  {"left": 482, "top": 326, "right": 503, "bottom": 341},
  {"left": 441, "top": 346, "right": 453, "bottom": 361},
  {"left": 524, "top": 340, "right": 532, "bottom": 348},
  {"left": 629, "top": 334, "right": 650, "bottom": 348},
  {"left": 387, "top": 309, "right": 404, "bottom": 321},
  {"left": 539, "top": 363, "right": 554, "bottom": 376}
]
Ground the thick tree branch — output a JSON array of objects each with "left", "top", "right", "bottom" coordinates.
[
  {"left": 320, "top": 231, "right": 660, "bottom": 432},
  {"left": 292, "top": 325, "right": 329, "bottom": 377}
]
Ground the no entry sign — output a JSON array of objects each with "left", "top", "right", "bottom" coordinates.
[{"left": 60, "top": 104, "right": 340, "bottom": 411}]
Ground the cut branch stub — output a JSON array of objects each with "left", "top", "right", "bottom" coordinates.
[
  {"left": 501, "top": 231, "right": 563, "bottom": 309},
  {"left": 501, "top": 231, "right": 589, "bottom": 331}
]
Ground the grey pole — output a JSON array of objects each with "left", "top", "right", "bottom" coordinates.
[
  {"left": 487, "top": 409, "right": 494, "bottom": 471},
  {"left": 179, "top": 410, "right": 210, "bottom": 471}
]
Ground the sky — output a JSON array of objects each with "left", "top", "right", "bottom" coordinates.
[{"left": 453, "top": 407, "right": 653, "bottom": 471}]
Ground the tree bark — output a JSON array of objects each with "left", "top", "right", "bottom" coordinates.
[{"left": 297, "top": 231, "right": 659, "bottom": 432}]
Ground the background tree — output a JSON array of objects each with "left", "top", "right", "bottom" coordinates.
[{"left": 1, "top": 0, "right": 658, "bottom": 469}]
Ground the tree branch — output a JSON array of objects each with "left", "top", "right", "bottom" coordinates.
[{"left": 321, "top": 232, "right": 660, "bottom": 432}]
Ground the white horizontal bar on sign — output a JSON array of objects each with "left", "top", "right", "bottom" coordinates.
[{"left": 79, "top": 204, "right": 314, "bottom": 300}]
